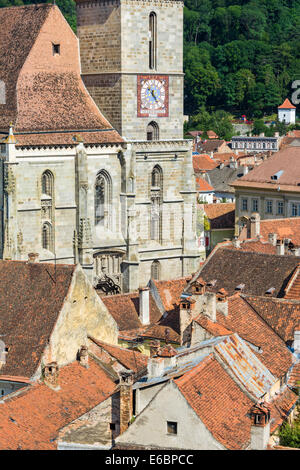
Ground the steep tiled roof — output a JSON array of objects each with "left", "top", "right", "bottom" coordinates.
[
  {"left": 12, "top": 130, "right": 122, "bottom": 147},
  {"left": 259, "top": 218, "right": 300, "bottom": 248},
  {"left": 0, "top": 4, "right": 122, "bottom": 145},
  {"left": 236, "top": 239, "right": 277, "bottom": 254},
  {"left": 215, "top": 295, "right": 293, "bottom": 378},
  {"left": 0, "top": 358, "right": 116, "bottom": 450},
  {"left": 206, "top": 165, "right": 245, "bottom": 194},
  {"left": 0, "top": 260, "right": 76, "bottom": 378},
  {"left": 197, "top": 247, "right": 300, "bottom": 297},
  {"left": 278, "top": 98, "right": 296, "bottom": 109},
  {"left": 288, "top": 363, "right": 300, "bottom": 389},
  {"left": 243, "top": 295, "right": 300, "bottom": 343},
  {"left": 193, "top": 154, "right": 218, "bottom": 172},
  {"left": 194, "top": 315, "right": 232, "bottom": 337},
  {"left": 88, "top": 337, "right": 148, "bottom": 374},
  {"left": 195, "top": 177, "right": 214, "bottom": 192},
  {"left": 199, "top": 140, "right": 227, "bottom": 153},
  {"left": 231, "top": 146, "right": 300, "bottom": 192},
  {"left": 269, "top": 388, "right": 298, "bottom": 433},
  {"left": 152, "top": 278, "right": 189, "bottom": 314},
  {"left": 100, "top": 291, "right": 162, "bottom": 331},
  {"left": 203, "top": 203, "right": 235, "bottom": 229},
  {"left": 175, "top": 354, "right": 253, "bottom": 450}
]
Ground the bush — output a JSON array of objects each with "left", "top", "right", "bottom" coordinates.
[{"left": 279, "top": 422, "right": 300, "bottom": 449}]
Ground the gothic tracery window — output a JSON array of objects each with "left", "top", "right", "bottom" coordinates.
[
  {"left": 150, "top": 165, "right": 162, "bottom": 242},
  {"left": 151, "top": 260, "right": 161, "bottom": 280},
  {"left": 95, "top": 170, "right": 112, "bottom": 228},
  {"left": 41, "top": 170, "right": 54, "bottom": 252},
  {"left": 147, "top": 121, "right": 159, "bottom": 141}
]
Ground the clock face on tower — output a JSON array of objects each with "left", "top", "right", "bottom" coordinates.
[{"left": 137, "top": 75, "right": 169, "bottom": 118}]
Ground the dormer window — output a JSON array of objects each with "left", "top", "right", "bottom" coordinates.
[{"left": 52, "top": 43, "right": 60, "bottom": 55}]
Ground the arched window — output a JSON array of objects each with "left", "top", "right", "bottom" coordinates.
[
  {"left": 42, "top": 222, "right": 53, "bottom": 251},
  {"left": 151, "top": 260, "right": 161, "bottom": 280},
  {"left": 42, "top": 170, "right": 54, "bottom": 197},
  {"left": 150, "top": 165, "right": 163, "bottom": 241},
  {"left": 95, "top": 170, "right": 112, "bottom": 227},
  {"left": 147, "top": 121, "right": 159, "bottom": 141},
  {"left": 151, "top": 165, "right": 162, "bottom": 188},
  {"left": 149, "top": 12, "right": 157, "bottom": 70}
]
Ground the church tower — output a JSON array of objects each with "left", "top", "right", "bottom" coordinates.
[{"left": 75, "top": 0, "right": 184, "bottom": 141}]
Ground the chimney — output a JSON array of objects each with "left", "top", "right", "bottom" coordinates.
[
  {"left": 250, "top": 404, "right": 271, "bottom": 450},
  {"left": 78, "top": 345, "right": 89, "bottom": 369},
  {"left": 242, "top": 165, "right": 248, "bottom": 175},
  {"left": 294, "top": 330, "right": 300, "bottom": 353},
  {"left": 233, "top": 237, "right": 241, "bottom": 249},
  {"left": 250, "top": 213, "right": 260, "bottom": 238},
  {"left": 276, "top": 239, "right": 284, "bottom": 256},
  {"left": 216, "top": 289, "right": 228, "bottom": 316},
  {"left": 179, "top": 297, "right": 196, "bottom": 345},
  {"left": 119, "top": 370, "right": 134, "bottom": 434},
  {"left": 268, "top": 233, "right": 277, "bottom": 246},
  {"left": 27, "top": 252, "right": 39, "bottom": 263},
  {"left": 43, "top": 362, "right": 60, "bottom": 391},
  {"left": 150, "top": 339, "right": 160, "bottom": 358},
  {"left": 147, "top": 350, "right": 165, "bottom": 379},
  {"left": 0, "top": 341, "right": 8, "bottom": 369},
  {"left": 139, "top": 287, "right": 150, "bottom": 325}
]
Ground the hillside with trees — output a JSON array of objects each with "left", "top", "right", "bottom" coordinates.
[{"left": 1, "top": 0, "right": 300, "bottom": 125}]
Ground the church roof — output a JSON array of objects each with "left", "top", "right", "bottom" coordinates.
[
  {"left": 278, "top": 98, "right": 296, "bottom": 109},
  {"left": 0, "top": 4, "right": 123, "bottom": 145}
]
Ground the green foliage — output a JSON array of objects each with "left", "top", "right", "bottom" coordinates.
[
  {"left": 188, "top": 107, "right": 235, "bottom": 140},
  {"left": 183, "top": 0, "right": 300, "bottom": 119},
  {"left": 279, "top": 421, "right": 300, "bottom": 448}
]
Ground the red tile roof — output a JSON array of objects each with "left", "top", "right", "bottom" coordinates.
[
  {"left": 278, "top": 99, "right": 296, "bottom": 109},
  {"left": 0, "top": 358, "right": 116, "bottom": 449},
  {"left": 203, "top": 203, "right": 235, "bottom": 229},
  {"left": 231, "top": 146, "right": 300, "bottom": 192},
  {"left": 244, "top": 295, "right": 300, "bottom": 343},
  {"left": 0, "top": 260, "right": 76, "bottom": 378},
  {"left": 175, "top": 354, "right": 253, "bottom": 450},
  {"left": 0, "top": 4, "right": 123, "bottom": 145},
  {"left": 259, "top": 218, "right": 300, "bottom": 248},
  {"left": 100, "top": 291, "right": 162, "bottom": 331},
  {"left": 88, "top": 337, "right": 148, "bottom": 374},
  {"left": 288, "top": 363, "right": 300, "bottom": 389},
  {"left": 236, "top": 239, "right": 277, "bottom": 254},
  {"left": 195, "top": 177, "right": 214, "bottom": 192},
  {"left": 215, "top": 295, "right": 293, "bottom": 378},
  {"left": 194, "top": 315, "right": 232, "bottom": 337},
  {"left": 269, "top": 387, "right": 298, "bottom": 433},
  {"left": 193, "top": 154, "right": 219, "bottom": 172}
]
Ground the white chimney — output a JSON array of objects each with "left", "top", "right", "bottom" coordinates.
[
  {"left": 276, "top": 240, "right": 284, "bottom": 256},
  {"left": 250, "top": 404, "right": 271, "bottom": 450},
  {"left": 139, "top": 287, "right": 150, "bottom": 325},
  {"left": 294, "top": 330, "right": 300, "bottom": 352},
  {"left": 268, "top": 233, "right": 277, "bottom": 246},
  {"left": 243, "top": 165, "right": 248, "bottom": 175}
]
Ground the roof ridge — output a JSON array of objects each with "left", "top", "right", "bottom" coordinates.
[{"left": 174, "top": 354, "right": 214, "bottom": 387}]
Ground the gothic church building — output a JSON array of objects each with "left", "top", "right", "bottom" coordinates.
[{"left": 0, "top": 2, "right": 200, "bottom": 292}]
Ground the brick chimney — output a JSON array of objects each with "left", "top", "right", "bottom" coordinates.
[
  {"left": 119, "top": 370, "right": 134, "bottom": 434},
  {"left": 276, "top": 239, "right": 284, "bottom": 256},
  {"left": 250, "top": 213, "right": 260, "bottom": 238},
  {"left": 139, "top": 287, "right": 150, "bottom": 325},
  {"left": 250, "top": 403, "right": 271, "bottom": 450},
  {"left": 78, "top": 345, "right": 89, "bottom": 369},
  {"left": 43, "top": 362, "right": 60, "bottom": 391},
  {"left": 27, "top": 252, "right": 39, "bottom": 263}
]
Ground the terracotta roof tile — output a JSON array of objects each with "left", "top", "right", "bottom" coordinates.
[
  {"left": 231, "top": 146, "right": 300, "bottom": 192},
  {"left": 0, "top": 260, "right": 75, "bottom": 378},
  {"left": 88, "top": 337, "right": 148, "bottom": 374},
  {"left": 288, "top": 363, "right": 300, "bottom": 389},
  {"left": 244, "top": 295, "right": 300, "bottom": 343},
  {"left": 195, "top": 177, "right": 214, "bottom": 192},
  {"left": 194, "top": 315, "right": 232, "bottom": 337},
  {"left": 199, "top": 140, "right": 226, "bottom": 153},
  {"left": 0, "top": 358, "right": 116, "bottom": 449},
  {"left": 278, "top": 99, "right": 296, "bottom": 109},
  {"left": 203, "top": 203, "right": 235, "bottom": 229},
  {"left": 269, "top": 387, "right": 298, "bottom": 433},
  {"left": 259, "top": 218, "right": 300, "bottom": 248},
  {"left": 193, "top": 154, "right": 218, "bottom": 172},
  {"left": 175, "top": 354, "right": 253, "bottom": 450},
  {"left": 215, "top": 295, "right": 293, "bottom": 378},
  {"left": 197, "top": 247, "right": 300, "bottom": 297}
]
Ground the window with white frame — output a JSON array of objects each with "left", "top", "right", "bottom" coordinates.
[
  {"left": 266, "top": 200, "right": 273, "bottom": 214},
  {"left": 291, "top": 203, "right": 300, "bottom": 217},
  {"left": 277, "top": 201, "right": 284, "bottom": 215},
  {"left": 252, "top": 199, "right": 258, "bottom": 212},
  {"left": 241, "top": 198, "right": 248, "bottom": 211}
]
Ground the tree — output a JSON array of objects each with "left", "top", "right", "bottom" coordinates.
[{"left": 279, "top": 422, "right": 300, "bottom": 449}]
